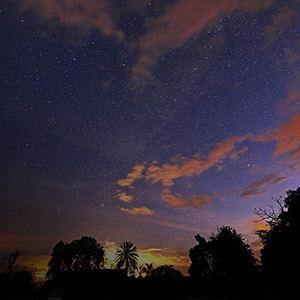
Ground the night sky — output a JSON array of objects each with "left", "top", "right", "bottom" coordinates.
[{"left": 1, "top": 0, "right": 300, "bottom": 277}]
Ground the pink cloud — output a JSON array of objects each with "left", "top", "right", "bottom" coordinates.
[
  {"left": 162, "top": 189, "right": 211, "bottom": 209},
  {"left": 256, "top": 114, "right": 300, "bottom": 159},
  {"left": 265, "top": 6, "right": 294, "bottom": 43},
  {"left": 20, "top": 0, "right": 123, "bottom": 38},
  {"left": 240, "top": 171, "right": 287, "bottom": 198},
  {"left": 131, "top": 0, "right": 273, "bottom": 88}
]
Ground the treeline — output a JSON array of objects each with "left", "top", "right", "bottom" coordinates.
[{"left": 1, "top": 187, "right": 299, "bottom": 299}]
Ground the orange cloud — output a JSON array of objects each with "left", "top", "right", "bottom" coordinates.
[
  {"left": 238, "top": 217, "right": 270, "bottom": 259},
  {"left": 131, "top": 0, "right": 273, "bottom": 88},
  {"left": 117, "top": 164, "right": 145, "bottom": 187},
  {"left": 145, "top": 135, "right": 250, "bottom": 186},
  {"left": 120, "top": 206, "right": 155, "bottom": 216},
  {"left": 20, "top": 0, "right": 123, "bottom": 38},
  {"left": 229, "top": 146, "right": 249, "bottom": 160},
  {"left": 265, "top": 6, "right": 294, "bottom": 43},
  {"left": 256, "top": 114, "right": 300, "bottom": 159},
  {"left": 114, "top": 191, "right": 133, "bottom": 203},
  {"left": 162, "top": 189, "right": 211, "bottom": 209},
  {"left": 277, "top": 88, "right": 300, "bottom": 115},
  {"left": 115, "top": 135, "right": 249, "bottom": 209},
  {"left": 240, "top": 171, "right": 287, "bottom": 197}
]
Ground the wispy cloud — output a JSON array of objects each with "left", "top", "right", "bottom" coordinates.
[
  {"left": 114, "top": 191, "right": 134, "bottom": 203},
  {"left": 20, "top": 0, "right": 123, "bottom": 38},
  {"left": 162, "top": 189, "right": 211, "bottom": 209},
  {"left": 117, "top": 164, "right": 145, "bottom": 188},
  {"left": 256, "top": 114, "right": 300, "bottom": 160},
  {"left": 229, "top": 146, "right": 249, "bottom": 160},
  {"left": 120, "top": 206, "right": 155, "bottom": 216},
  {"left": 240, "top": 171, "right": 288, "bottom": 198},
  {"left": 265, "top": 5, "right": 294, "bottom": 43},
  {"left": 131, "top": 0, "right": 273, "bottom": 88},
  {"left": 145, "top": 135, "right": 250, "bottom": 187},
  {"left": 115, "top": 135, "right": 249, "bottom": 208},
  {"left": 277, "top": 88, "right": 300, "bottom": 116}
]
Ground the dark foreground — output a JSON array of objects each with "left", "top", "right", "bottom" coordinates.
[{"left": 1, "top": 275, "right": 298, "bottom": 300}]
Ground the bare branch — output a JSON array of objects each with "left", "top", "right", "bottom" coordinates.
[{"left": 254, "top": 197, "right": 285, "bottom": 228}]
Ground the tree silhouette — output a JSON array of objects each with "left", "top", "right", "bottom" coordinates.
[
  {"left": 210, "top": 226, "right": 256, "bottom": 278},
  {"left": 0, "top": 251, "right": 34, "bottom": 298},
  {"left": 1, "top": 250, "right": 21, "bottom": 275},
  {"left": 255, "top": 188, "right": 300, "bottom": 293},
  {"left": 188, "top": 234, "right": 211, "bottom": 278},
  {"left": 114, "top": 241, "right": 139, "bottom": 276},
  {"left": 150, "top": 265, "right": 182, "bottom": 280},
  {"left": 141, "top": 262, "right": 154, "bottom": 277},
  {"left": 189, "top": 226, "right": 256, "bottom": 279},
  {"left": 47, "top": 236, "right": 105, "bottom": 279}
]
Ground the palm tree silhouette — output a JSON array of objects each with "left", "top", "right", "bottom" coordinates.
[
  {"left": 114, "top": 241, "right": 139, "bottom": 276},
  {"left": 141, "top": 263, "right": 154, "bottom": 276}
]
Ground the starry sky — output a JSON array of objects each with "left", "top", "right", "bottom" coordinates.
[{"left": 1, "top": 0, "right": 300, "bottom": 277}]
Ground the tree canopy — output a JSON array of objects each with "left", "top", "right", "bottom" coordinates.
[
  {"left": 114, "top": 241, "right": 139, "bottom": 276},
  {"left": 255, "top": 187, "right": 300, "bottom": 288},
  {"left": 189, "top": 226, "right": 256, "bottom": 279},
  {"left": 46, "top": 236, "right": 105, "bottom": 279},
  {"left": 150, "top": 265, "right": 183, "bottom": 280}
]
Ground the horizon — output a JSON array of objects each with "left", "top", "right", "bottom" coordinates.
[{"left": 1, "top": 0, "right": 300, "bottom": 281}]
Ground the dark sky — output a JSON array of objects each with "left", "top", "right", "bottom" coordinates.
[{"left": 1, "top": 0, "right": 300, "bottom": 276}]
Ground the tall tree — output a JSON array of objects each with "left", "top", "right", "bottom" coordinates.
[
  {"left": 46, "top": 236, "right": 105, "bottom": 279},
  {"left": 3, "top": 250, "right": 21, "bottom": 275},
  {"left": 188, "top": 234, "right": 211, "bottom": 278},
  {"left": 255, "top": 188, "right": 300, "bottom": 291},
  {"left": 209, "top": 226, "right": 256, "bottom": 278},
  {"left": 114, "top": 241, "right": 139, "bottom": 276},
  {"left": 189, "top": 226, "right": 256, "bottom": 279}
]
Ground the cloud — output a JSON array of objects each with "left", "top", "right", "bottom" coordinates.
[
  {"left": 153, "top": 220, "right": 211, "bottom": 234},
  {"left": 265, "top": 6, "right": 294, "bottom": 43},
  {"left": 240, "top": 171, "right": 286, "bottom": 197},
  {"left": 256, "top": 114, "right": 300, "bottom": 159},
  {"left": 161, "top": 189, "right": 211, "bottom": 209},
  {"left": 114, "top": 191, "right": 133, "bottom": 203},
  {"left": 120, "top": 206, "right": 155, "bottom": 216},
  {"left": 286, "top": 36, "right": 300, "bottom": 63},
  {"left": 115, "top": 135, "right": 249, "bottom": 209},
  {"left": 145, "top": 135, "right": 250, "bottom": 186},
  {"left": 238, "top": 217, "right": 270, "bottom": 259},
  {"left": 116, "top": 135, "right": 249, "bottom": 191},
  {"left": 229, "top": 146, "right": 249, "bottom": 160},
  {"left": 20, "top": 0, "right": 123, "bottom": 38},
  {"left": 277, "top": 88, "right": 300, "bottom": 116},
  {"left": 117, "top": 164, "right": 145, "bottom": 187},
  {"left": 131, "top": 0, "right": 273, "bottom": 88}
]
